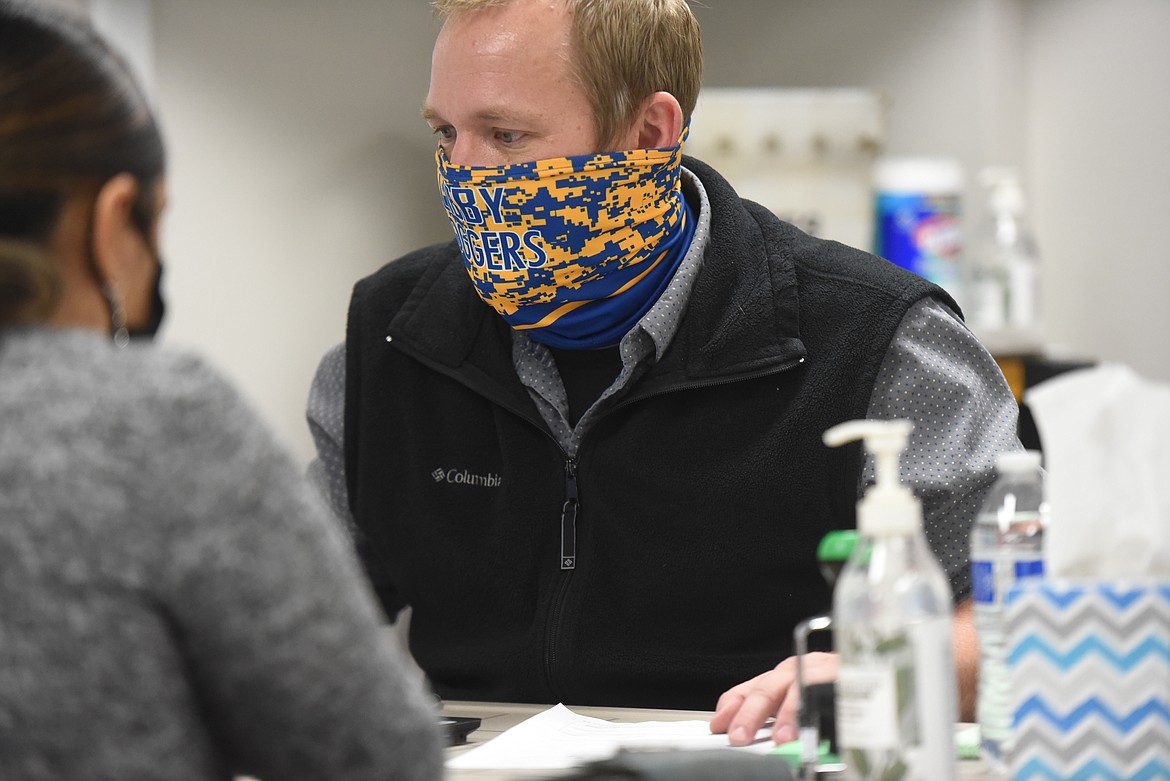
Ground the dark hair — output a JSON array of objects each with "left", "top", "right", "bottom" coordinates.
[{"left": 0, "top": 0, "right": 165, "bottom": 324}]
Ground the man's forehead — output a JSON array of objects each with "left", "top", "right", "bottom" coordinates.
[
  {"left": 426, "top": 1, "right": 576, "bottom": 112},
  {"left": 434, "top": 0, "right": 573, "bottom": 52}
]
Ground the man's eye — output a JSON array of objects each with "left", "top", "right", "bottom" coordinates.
[
  {"left": 432, "top": 126, "right": 455, "bottom": 144},
  {"left": 495, "top": 130, "right": 523, "bottom": 144}
]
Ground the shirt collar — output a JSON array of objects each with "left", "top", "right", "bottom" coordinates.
[{"left": 620, "top": 166, "right": 711, "bottom": 363}]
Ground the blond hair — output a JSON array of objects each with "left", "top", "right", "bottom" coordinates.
[{"left": 432, "top": 0, "right": 702, "bottom": 149}]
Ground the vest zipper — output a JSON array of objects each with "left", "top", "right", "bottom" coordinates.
[
  {"left": 560, "top": 457, "right": 579, "bottom": 570},
  {"left": 544, "top": 455, "right": 579, "bottom": 699}
]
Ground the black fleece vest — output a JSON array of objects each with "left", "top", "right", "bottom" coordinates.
[{"left": 343, "top": 158, "right": 957, "bottom": 710}]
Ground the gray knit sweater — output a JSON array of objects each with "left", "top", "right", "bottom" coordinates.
[{"left": 0, "top": 327, "right": 443, "bottom": 781}]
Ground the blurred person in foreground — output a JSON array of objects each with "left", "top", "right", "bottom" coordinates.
[
  {"left": 306, "top": 0, "right": 1021, "bottom": 745},
  {"left": 0, "top": 2, "right": 442, "bottom": 778}
]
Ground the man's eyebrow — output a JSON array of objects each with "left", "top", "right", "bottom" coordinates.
[{"left": 420, "top": 104, "right": 528, "bottom": 124}]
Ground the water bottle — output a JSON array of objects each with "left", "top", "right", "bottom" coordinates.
[{"left": 970, "top": 450, "right": 1047, "bottom": 775}]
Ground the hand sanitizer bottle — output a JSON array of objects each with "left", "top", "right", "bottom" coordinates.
[
  {"left": 825, "top": 419, "right": 958, "bottom": 781},
  {"left": 967, "top": 166, "right": 1042, "bottom": 334}
]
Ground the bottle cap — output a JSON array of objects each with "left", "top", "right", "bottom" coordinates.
[
  {"left": 816, "top": 529, "right": 859, "bottom": 587},
  {"left": 874, "top": 157, "right": 964, "bottom": 195},
  {"left": 816, "top": 529, "right": 859, "bottom": 563}
]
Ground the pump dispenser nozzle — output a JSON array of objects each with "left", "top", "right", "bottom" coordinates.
[
  {"left": 979, "top": 166, "right": 1026, "bottom": 216},
  {"left": 824, "top": 419, "right": 921, "bottom": 536}
]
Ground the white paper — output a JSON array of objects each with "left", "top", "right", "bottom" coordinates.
[
  {"left": 446, "top": 703, "right": 776, "bottom": 770},
  {"left": 1025, "top": 363, "right": 1170, "bottom": 578}
]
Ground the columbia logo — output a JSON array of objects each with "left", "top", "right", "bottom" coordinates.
[{"left": 431, "top": 467, "right": 502, "bottom": 488}]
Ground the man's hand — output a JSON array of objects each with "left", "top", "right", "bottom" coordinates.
[
  {"left": 709, "top": 652, "right": 839, "bottom": 746},
  {"left": 710, "top": 598, "right": 979, "bottom": 747}
]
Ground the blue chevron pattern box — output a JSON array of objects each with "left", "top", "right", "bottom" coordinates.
[{"left": 1004, "top": 580, "right": 1170, "bottom": 781}]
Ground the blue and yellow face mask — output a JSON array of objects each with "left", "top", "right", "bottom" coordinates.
[{"left": 436, "top": 130, "right": 694, "bottom": 349}]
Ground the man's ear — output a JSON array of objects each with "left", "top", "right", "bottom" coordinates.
[
  {"left": 630, "top": 91, "right": 684, "bottom": 150},
  {"left": 90, "top": 173, "right": 141, "bottom": 287}
]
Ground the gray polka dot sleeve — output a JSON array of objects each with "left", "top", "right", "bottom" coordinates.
[
  {"left": 306, "top": 342, "right": 357, "bottom": 536},
  {"left": 864, "top": 297, "right": 1023, "bottom": 600}
]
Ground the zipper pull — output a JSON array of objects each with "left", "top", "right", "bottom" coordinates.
[{"left": 560, "top": 458, "right": 578, "bottom": 570}]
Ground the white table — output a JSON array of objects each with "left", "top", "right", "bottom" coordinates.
[{"left": 441, "top": 701, "right": 996, "bottom": 780}]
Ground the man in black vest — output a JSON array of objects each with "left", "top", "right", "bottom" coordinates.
[{"left": 307, "top": 0, "right": 1019, "bottom": 746}]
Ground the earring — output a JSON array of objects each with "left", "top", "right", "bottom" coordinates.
[{"left": 101, "top": 283, "right": 130, "bottom": 348}]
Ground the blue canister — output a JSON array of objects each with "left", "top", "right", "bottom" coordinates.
[{"left": 874, "top": 157, "right": 964, "bottom": 300}]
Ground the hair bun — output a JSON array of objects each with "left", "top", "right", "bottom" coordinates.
[{"left": 0, "top": 238, "right": 60, "bottom": 325}]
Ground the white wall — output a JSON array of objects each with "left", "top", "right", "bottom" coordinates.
[
  {"left": 694, "top": 1, "right": 1028, "bottom": 200},
  {"left": 89, "top": 0, "right": 154, "bottom": 96},
  {"left": 694, "top": 0, "right": 1170, "bottom": 379},
  {"left": 58, "top": 0, "right": 1170, "bottom": 462},
  {"left": 151, "top": 1, "right": 450, "bottom": 460},
  {"left": 1023, "top": 0, "right": 1170, "bottom": 374}
]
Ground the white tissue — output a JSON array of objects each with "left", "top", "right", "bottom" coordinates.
[{"left": 1024, "top": 363, "right": 1170, "bottom": 578}]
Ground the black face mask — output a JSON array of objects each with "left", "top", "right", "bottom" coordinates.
[
  {"left": 127, "top": 258, "right": 166, "bottom": 340},
  {"left": 125, "top": 192, "right": 166, "bottom": 341}
]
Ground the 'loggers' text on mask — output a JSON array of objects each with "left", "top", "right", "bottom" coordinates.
[{"left": 436, "top": 131, "right": 694, "bottom": 350}]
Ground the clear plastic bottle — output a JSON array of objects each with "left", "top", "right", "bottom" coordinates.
[
  {"left": 967, "top": 167, "right": 1042, "bottom": 333},
  {"left": 826, "top": 420, "right": 958, "bottom": 781},
  {"left": 970, "top": 450, "right": 1047, "bottom": 776}
]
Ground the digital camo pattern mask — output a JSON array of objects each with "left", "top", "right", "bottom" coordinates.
[{"left": 436, "top": 130, "right": 692, "bottom": 349}]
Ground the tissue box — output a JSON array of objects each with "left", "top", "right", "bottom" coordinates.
[{"left": 1005, "top": 580, "right": 1170, "bottom": 780}]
